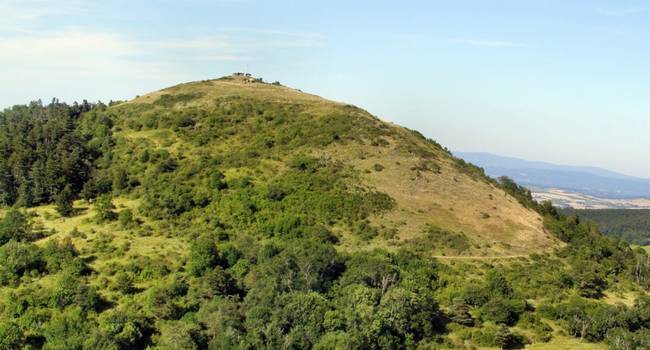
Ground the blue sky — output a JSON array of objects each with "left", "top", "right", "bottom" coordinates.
[{"left": 2, "top": 1, "right": 650, "bottom": 177}]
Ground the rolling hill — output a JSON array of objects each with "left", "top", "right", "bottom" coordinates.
[{"left": 0, "top": 75, "right": 648, "bottom": 349}]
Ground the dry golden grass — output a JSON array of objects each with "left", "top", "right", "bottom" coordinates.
[
  {"left": 321, "top": 128, "right": 559, "bottom": 257},
  {"left": 524, "top": 337, "right": 607, "bottom": 350},
  {"left": 602, "top": 290, "right": 639, "bottom": 307},
  {"left": 131, "top": 75, "right": 334, "bottom": 107}
]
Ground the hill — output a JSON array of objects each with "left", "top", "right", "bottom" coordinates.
[
  {"left": 0, "top": 75, "right": 648, "bottom": 349},
  {"left": 121, "top": 75, "right": 554, "bottom": 257},
  {"left": 456, "top": 152, "right": 650, "bottom": 202}
]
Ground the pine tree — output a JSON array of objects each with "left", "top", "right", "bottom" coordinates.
[{"left": 54, "top": 185, "right": 75, "bottom": 217}]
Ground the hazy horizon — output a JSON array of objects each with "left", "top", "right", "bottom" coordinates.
[{"left": 2, "top": 0, "right": 650, "bottom": 177}]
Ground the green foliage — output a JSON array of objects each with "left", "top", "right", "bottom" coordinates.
[
  {"left": 146, "top": 274, "right": 189, "bottom": 320},
  {"left": 0, "top": 100, "right": 111, "bottom": 206},
  {"left": 0, "top": 320, "right": 23, "bottom": 350},
  {"left": 494, "top": 324, "right": 526, "bottom": 350},
  {"left": 90, "top": 305, "right": 152, "bottom": 349},
  {"left": 187, "top": 235, "right": 219, "bottom": 277},
  {"left": 576, "top": 268, "right": 608, "bottom": 299},
  {"left": 0, "top": 241, "right": 43, "bottom": 285},
  {"left": 41, "top": 237, "right": 78, "bottom": 273},
  {"left": 50, "top": 271, "right": 100, "bottom": 312},
  {"left": 112, "top": 271, "right": 136, "bottom": 294},
  {"left": 562, "top": 208, "right": 650, "bottom": 245},
  {"left": 447, "top": 298, "right": 474, "bottom": 326},
  {"left": 539, "top": 296, "right": 637, "bottom": 342},
  {"left": 479, "top": 298, "right": 526, "bottom": 326},
  {"left": 42, "top": 307, "right": 89, "bottom": 350},
  {"left": 118, "top": 208, "right": 136, "bottom": 228},
  {"left": 153, "top": 320, "right": 204, "bottom": 349},
  {"left": 1, "top": 83, "right": 650, "bottom": 350},
  {"left": 404, "top": 225, "right": 471, "bottom": 255},
  {"left": 498, "top": 176, "right": 538, "bottom": 209},
  {"left": 0, "top": 209, "right": 32, "bottom": 245},
  {"left": 54, "top": 185, "right": 75, "bottom": 217},
  {"left": 94, "top": 195, "right": 117, "bottom": 222},
  {"left": 452, "top": 323, "right": 527, "bottom": 349},
  {"left": 606, "top": 328, "right": 650, "bottom": 350}
]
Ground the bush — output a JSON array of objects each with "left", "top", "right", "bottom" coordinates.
[
  {"left": 118, "top": 209, "right": 136, "bottom": 228},
  {"left": 43, "top": 307, "right": 89, "bottom": 350},
  {"left": 188, "top": 235, "right": 219, "bottom": 277},
  {"left": 0, "top": 321, "right": 23, "bottom": 349},
  {"left": 50, "top": 272, "right": 100, "bottom": 312},
  {"left": 0, "top": 241, "right": 43, "bottom": 285},
  {"left": 94, "top": 195, "right": 117, "bottom": 223},
  {"left": 480, "top": 298, "right": 525, "bottom": 326},
  {"left": 42, "top": 237, "right": 78, "bottom": 273},
  {"left": 0, "top": 209, "right": 32, "bottom": 245},
  {"left": 113, "top": 272, "right": 136, "bottom": 294},
  {"left": 154, "top": 320, "right": 205, "bottom": 350},
  {"left": 54, "top": 185, "right": 75, "bottom": 217},
  {"left": 577, "top": 270, "right": 607, "bottom": 299}
]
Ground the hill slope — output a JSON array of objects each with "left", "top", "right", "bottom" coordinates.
[{"left": 119, "top": 75, "right": 555, "bottom": 256}]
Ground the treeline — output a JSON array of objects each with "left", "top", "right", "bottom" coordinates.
[
  {"left": 562, "top": 208, "right": 650, "bottom": 246},
  {"left": 0, "top": 99, "right": 113, "bottom": 207}
]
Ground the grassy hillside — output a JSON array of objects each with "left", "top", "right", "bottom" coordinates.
[
  {"left": 0, "top": 75, "right": 648, "bottom": 349},
  {"left": 121, "top": 75, "right": 555, "bottom": 257},
  {"left": 562, "top": 208, "right": 650, "bottom": 245}
]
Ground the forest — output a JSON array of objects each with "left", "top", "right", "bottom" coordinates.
[
  {"left": 0, "top": 83, "right": 648, "bottom": 350},
  {"left": 562, "top": 208, "right": 650, "bottom": 246}
]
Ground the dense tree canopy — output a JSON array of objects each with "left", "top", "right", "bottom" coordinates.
[{"left": 0, "top": 99, "right": 112, "bottom": 207}]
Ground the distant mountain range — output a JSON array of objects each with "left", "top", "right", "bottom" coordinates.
[{"left": 456, "top": 152, "right": 650, "bottom": 200}]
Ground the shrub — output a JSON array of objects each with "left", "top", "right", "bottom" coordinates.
[
  {"left": 118, "top": 209, "right": 136, "bottom": 228},
  {"left": 188, "top": 235, "right": 219, "bottom": 277},
  {"left": 0, "top": 321, "right": 22, "bottom": 349},
  {"left": 480, "top": 298, "right": 525, "bottom": 326},
  {"left": 54, "top": 185, "right": 75, "bottom": 217},
  {"left": 0, "top": 241, "right": 43, "bottom": 285},
  {"left": 42, "top": 237, "right": 78, "bottom": 273},
  {"left": 94, "top": 195, "right": 117, "bottom": 223},
  {"left": 51, "top": 272, "right": 100, "bottom": 312},
  {"left": 0, "top": 209, "right": 32, "bottom": 245},
  {"left": 113, "top": 272, "right": 136, "bottom": 294}
]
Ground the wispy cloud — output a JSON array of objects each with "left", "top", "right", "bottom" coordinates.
[
  {"left": 0, "top": 27, "right": 321, "bottom": 80},
  {"left": 452, "top": 38, "right": 524, "bottom": 48},
  {"left": 596, "top": 7, "right": 646, "bottom": 16},
  {"left": 0, "top": 30, "right": 163, "bottom": 79},
  {"left": 0, "top": 0, "right": 87, "bottom": 26}
]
